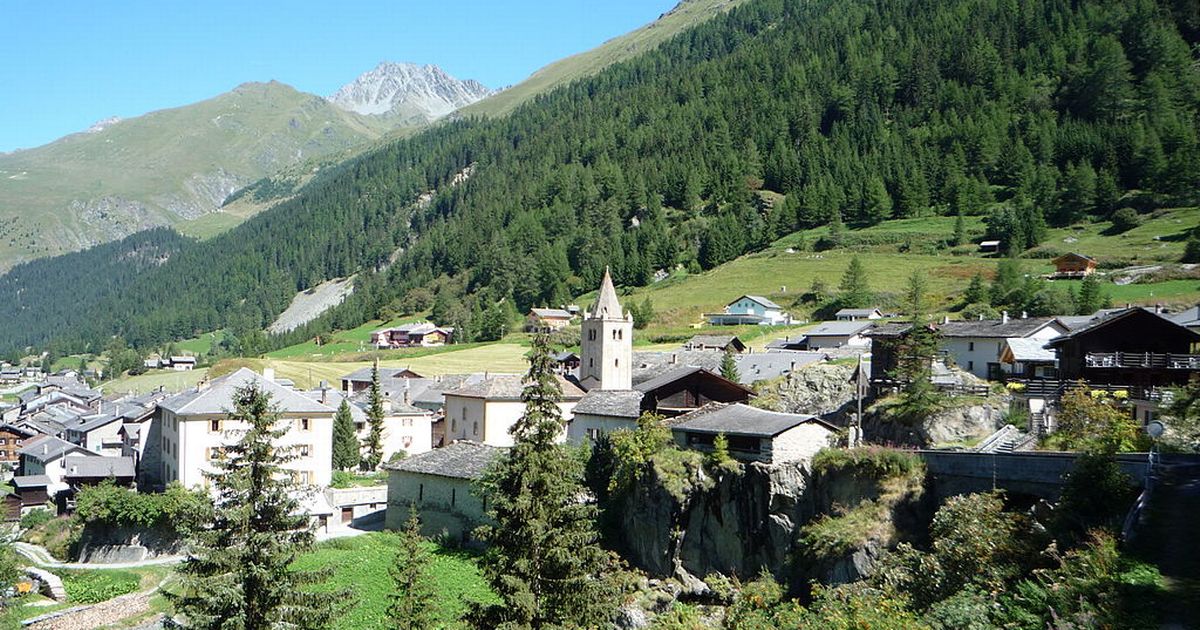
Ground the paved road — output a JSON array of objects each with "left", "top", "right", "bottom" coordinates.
[{"left": 12, "top": 542, "right": 183, "bottom": 570}]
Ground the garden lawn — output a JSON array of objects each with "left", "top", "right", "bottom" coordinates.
[
  {"left": 292, "top": 533, "right": 496, "bottom": 629},
  {"left": 104, "top": 367, "right": 209, "bottom": 395}
]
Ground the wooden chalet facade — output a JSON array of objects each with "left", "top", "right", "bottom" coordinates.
[
  {"left": 1045, "top": 307, "right": 1200, "bottom": 392},
  {"left": 1049, "top": 253, "right": 1097, "bottom": 279}
]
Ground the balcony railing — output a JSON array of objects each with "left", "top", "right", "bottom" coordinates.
[{"left": 1085, "top": 352, "right": 1200, "bottom": 370}]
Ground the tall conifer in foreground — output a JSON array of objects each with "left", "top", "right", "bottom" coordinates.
[
  {"left": 170, "top": 382, "right": 348, "bottom": 629},
  {"left": 388, "top": 506, "right": 439, "bottom": 630},
  {"left": 332, "top": 399, "right": 360, "bottom": 471},
  {"left": 363, "top": 361, "right": 386, "bottom": 470},
  {"left": 473, "top": 333, "right": 616, "bottom": 628},
  {"left": 892, "top": 271, "right": 943, "bottom": 424}
]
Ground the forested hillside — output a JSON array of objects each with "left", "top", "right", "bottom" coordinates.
[{"left": 3, "top": 0, "right": 1199, "bottom": 356}]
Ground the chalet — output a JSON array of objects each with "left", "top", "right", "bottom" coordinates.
[
  {"left": 1049, "top": 253, "right": 1097, "bottom": 279},
  {"left": 371, "top": 323, "right": 454, "bottom": 348},
  {"left": 339, "top": 366, "right": 424, "bottom": 393},
  {"left": 0, "top": 424, "right": 36, "bottom": 466},
  {"left": 384, "top": 440, "right": 502, "bottom": 542},
  {"left": 62, "top": 455, "right": 136, "bottom": 488},
  {"left": 835, "top": 308, "right": 883, "bottom": 321},
  {"left": 524, "top": 307, "right": 574, "bottom": 333},
  {"left": 1045, "top": 307, "right": 1200, "bottom": 397},
  {"left": 5, "top": 475, "right": 50, "bottom": 519},
  {"left": 168, "top": 356, "right": 197, "bottom": 371},
  {"left": 553, "top": 351, "right": 580, "bottom": 374},
  {"left": 682, "top": 335, "right": 747, "bottom": 353},
  {"left": 706, "top": 295, "right": 792, "bottom": 326},
  {"left": 799, "top": 321, "right": 873, "bottom": 350},
  {"left": 567, "top": 366, "right": 755, "bottom": 442},
  {"left": 669, "top": 403, "right": 837, "bottom": 464},
  {"left": 18, "top": 435, "right": 96, "bottom": 495},
  {"left": 1000, "top": 338, "right": 1057, "bottom": 379},
  {"left": 442, "top": 374, "right": 584, "bottom": 447},
  {"left": 0, "top": 367, "right": 21, "bottom": 384}
]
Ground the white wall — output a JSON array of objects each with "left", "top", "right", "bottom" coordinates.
[
  {"left": 566, "top": 413, "right": 638, "bottom": 443},
  {"left": 445, "top": 395, "right": 575, "bottom": 447},
  {"left": 357, "top": 412, "right": 433, "bottom": 462},
  {"left": 807, "top": 333, "right": 869, "bottom": 349},
  {"left": 162, "top": 409, "right": 334, "bottom": 489},
  {"left": 83, "top": 421, "right": 124, "bottom": 457},
  {"left": 770, "top": 423, "right": 834, "bottom": 463}
]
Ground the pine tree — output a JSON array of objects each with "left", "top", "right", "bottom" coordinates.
[
  {"left": 362, "top": 362, "right": 386, "bottom": 470},
  {"left": 1076, "top": 274, "right": 1105, "bottom": 315},
  {"left": 719, "top": 350, "right": 740, "bottom": 383},
  {"left": 332, "top": 399, "right": 360, "bottom": 471},
  {"left": 473, "top": 333, "right": 616, "bottom": 628},
  {"left": 892, "top": 271, "right": 943, "bottom": 424},
  {"left": 170, "top": 382, "right": 348, "bottom": 629},
  {"left": 953, "top": 210, "right": 967, "bottom": 246},
  {"left": 838, "top": 255, "right": 873, "bottom": 308},
  {"left": 388, "top": 507, "right": 439, "bottom": 630},
  {"left": 963, "top": 272, "right": 988, "bottom": 306}
]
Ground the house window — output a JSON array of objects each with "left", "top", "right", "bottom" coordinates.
[
  {"left": 614, "top": 358, "right": 619, "bottom": 368},
  {"left": 403, "top": 436, "right": 413, "bottom": 448},
  {"left": 451, "top": 487, "right": 456, "bottom": 507},
  {"left": 419, "top": 483, "right": 424, "bottom": 501},
  {"left": 299, "top": 444, "right": 312, "bottom": 457},
  {"left": 355, "top": 422, "right": 364, "bottom": 432},
  {"left": 451, "top": 419, "right": 457, "bottom": 432},
  {"left": 209, "top": 419, "right": 221, "bottom": 433},
  {"left": 299, "top": 418, "right": 311, "bottom": 431},
  {"left": 967, "top": 361, "right": 974, "bottom": 371},
  {"left": 402, "top": 418, "right": 413, "bottom": 427},
  {"left": 968, "top": 342, "right": 975, "bottom": 351},
  {"left": 472, "top": 421, "right": 479, "bottom": 436},
  {"left": 0, "top": 438, "right": 7, "bottom": 445}
]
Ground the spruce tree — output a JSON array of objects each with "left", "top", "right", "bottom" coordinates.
[
  {"left": 953, "top": 210, "right": 967, "bottom": 246},
  {"left": 1076, "top": 274, "right": 1105, "bottom": 315},
  {"left": 892, "top": 271, "right": 943, "bottom": 424},
  {"left": 332, "top": 399, "right": 360, "bottom": 471},
  {"left": 363, "top": 362, "right": 386, "bottom": 470},
  {"left": 963, "top": 272, "right": 988, "bottom": 306},
  {"left": 170, "top": 382, "right": 348, "bottom": 629},
  {"left": 473, "top": 333, "right": 616, "bottom": 628},
  {"left": 719, "top": 349, "right": 740, "bottom": 383},
  {"left": 838, "top": 255, "right": 873, "bottom": 308},
  {"left": 388, "top": 507, "right": 439, "bottom": 630}
]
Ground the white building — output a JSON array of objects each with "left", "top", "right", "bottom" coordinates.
[
  {"left": 579, "top": 267, "right": 633, "bottom": 391},
  {"left": 442, "top": 374, "right": 584, "bottom": 447},
  {"left": 307, "top": 386, "right": 434, "bottom": 462},
  {"left": 835, "top": 308, "right": 883, "bottom": 321},
  {"left": 938, "top": 314, "right": 1067, "bottom": 380},
  {"left": 706, "top": 295, "right": 793, "bottom": 326},
  {"left": 18, "top": 435, "right": 95, "bottom": 494},
  {"left": 156, "top": 368, "right": 337, "bottom": 489}
]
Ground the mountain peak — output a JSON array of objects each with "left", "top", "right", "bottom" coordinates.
[{"left": 327, "top": 62, "right": 492, "bottom": 119}]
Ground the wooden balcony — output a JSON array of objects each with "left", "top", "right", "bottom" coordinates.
[{"left": 1084, "top": 352, "right": 1200, "bottom": 370}]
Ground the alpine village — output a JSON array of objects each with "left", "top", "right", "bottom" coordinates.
[{"left": 2, "top": 0, "right": 1200, "bottom": 628}]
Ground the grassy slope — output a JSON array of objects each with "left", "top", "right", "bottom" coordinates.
[
  {"left": 292, "top": 533, "right": 496, "bottom": 629},
  {"left": 460, "top": 0, "right": 747, "bottom": 119},
  {"left": 0, "top": 81, "right": 392, "bottom": 267}
]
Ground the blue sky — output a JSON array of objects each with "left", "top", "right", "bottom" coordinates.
[{"left": 0, "top": 0, "right": 678, "bottom": 151}]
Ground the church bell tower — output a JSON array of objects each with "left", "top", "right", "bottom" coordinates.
[{"left": 579, "top": 267, "right": 632, "bottom": 390}]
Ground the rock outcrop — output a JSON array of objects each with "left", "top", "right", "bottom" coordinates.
[
  {"left": 862, "top": 398, "right": 1009, "bottom": 447},
  {"left": 754, "top": 363, "right": 857, "bottom": 422}
]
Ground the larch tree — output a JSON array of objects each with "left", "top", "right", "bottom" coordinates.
[
  {"left": 362, "top": 361, "right": 386, "bottom": 470},
  {"left": 170, "top": 382, "right": 348, "bottom": 629},
  {"left": 388, "top": 506, "right": 439, "bottom": 630},
  {"left": 473, "top": 333, "right": 617, "bottom": 628},
  {"left": 332, "top": 398, "right": 360, "bottom": 471}
]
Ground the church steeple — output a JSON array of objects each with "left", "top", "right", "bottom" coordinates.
[
  {"left": 590, "top": 266, "right": 625, "bottom": 320},
  {"left": 580, "top": 267, "right": 633, "bottom": 391}
]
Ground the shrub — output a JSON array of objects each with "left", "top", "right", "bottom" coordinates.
[
  {"left": 19, "top": 508, "right": 52, "bottom": 530},
  {"left": 1184, "top": 237, "right": 1200, "bottom": 263},
  {"left": 811, "top": 447, "right": 924, "bottom": 480},
  {"left": 1108, "top": 207, "right": 1141, "bottom": 233},
  {"left": 331, "top": 470, "right": 354, "bottom": 488},
  {"left": 74, "top": 480, "right": 210, "bottom": 532}
]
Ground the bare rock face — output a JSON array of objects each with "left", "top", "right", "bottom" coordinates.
[
  {"left": 755, "top": 363, "right": 857, "bottom": 421},
  {"left": 328, "top": 62, "right": 492, "bottom": 120},
  {"left": 862, "top": 398, "right": 1009, "bottom": 447}
]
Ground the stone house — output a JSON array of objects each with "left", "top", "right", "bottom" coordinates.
[
  {"left": 669, "top": 403, "right": 837, "bottom": 464},
  {"left": 385, "top": 440, "right": 503, "bottom": 543},
  {"left": 18, "top": 435, "right": 96, "bottom": 495},
  {"left": 443, "top": 374, "right": 584, "bottom": 447}
]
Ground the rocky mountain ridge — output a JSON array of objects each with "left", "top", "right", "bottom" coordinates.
[{"left": 327, "top": 61, "right": 491, "bottom": 121}]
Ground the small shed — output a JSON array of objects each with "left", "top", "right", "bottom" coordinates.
[
  {"left": 978, "top": 240, "right": 1001, "bottom": 255},
  {"left": 384, "top": 441, "right": 504, "bottom": 543}
]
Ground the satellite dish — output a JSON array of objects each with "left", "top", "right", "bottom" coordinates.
[{"left": 1146, "top": 420, "right": 1165, "bottom": 439}]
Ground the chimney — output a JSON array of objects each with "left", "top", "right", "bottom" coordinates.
[
  {"left": 1156, "top": 303, "right": 1164, "bottom": 314},
  {"left": 942, "top": 315, "right": 950, "bottom": 325},
  {"left": 670, "top": 354, "right": 678, "bottom": 365},
  {"left": 978, "top": 314, "right": 984, "bottom": 321},
  {"left": 1021, "top": 311, "right": 1028, "bottom": 319},
  {"left": 403, "top": 390, "right": 410, "bottom": 405},
  {"left": 263, "top": 367, "right": 275, "bottom": 382},
  {"left": 1001, "top": 310, "right": 1009, "bottom": 324}
]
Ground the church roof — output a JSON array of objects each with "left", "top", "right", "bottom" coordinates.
[{"left": 589, "top": 267, "right": 625, "bottom": 320}]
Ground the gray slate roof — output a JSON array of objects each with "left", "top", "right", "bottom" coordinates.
[
  {"left": 669, "top": 403, "right": 833, "bottom": 437},
  {"left": 835, "top": 308, "right": 882, "bottom": 317},
  {"left": 634, "top": 366, "right": 751, "bottom": 395},
  {"left": 160, "top": 368, "right": 335, "bottom": 416},
  {"left": 18, "top": 435, "right": 91, "bottom": 462},
  {"left": 735, "top": 351, "right": 828, "bottom": 384},
  {"left": 530, "top": 308, "right": 573, "bottom": 319},
  {"left": 386, "top": 440, "right": 504, "bottom": 480},
  {"left": 1046, "top": 307, "right": 1200, "bottom": 346},
  {"left": 1005, "top": 338, "right": 1056, "bottom": 362},
  {"left": 66, "top": 412, "right": 123, "bottom": 434},
  {"left": 938, "top": 316, "right": 1061, "bottom": 339},
  {"left": 11, "top": 475, "right": 51, "bottom": 488},
  {"left": 445, "top": 374, "right": 585, "bottom": 401},
  {"left": 735, "top": 295, "right": 783, "bottom": 310},
  {"left": 631, "top": 351, "right": 724, "bottom": 385},
  {"left": 1170, "top": 305, "right": 1200, "bottom": 327},
  {"left": 683, "top": 335, "right": 743, "bottom": 349},
  {"left": 63, "top": 455, "right": 136, "bottom": 478},
  {"left": 573, "top": 390, "right": 645, "bottom": 418},
  {"left": 804, "top": 321, "right": 874, "bottom": 337}
]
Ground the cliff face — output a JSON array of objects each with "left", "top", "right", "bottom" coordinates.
[{"left": 612, "top": 448, "right": 931, "bottom": 592}]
